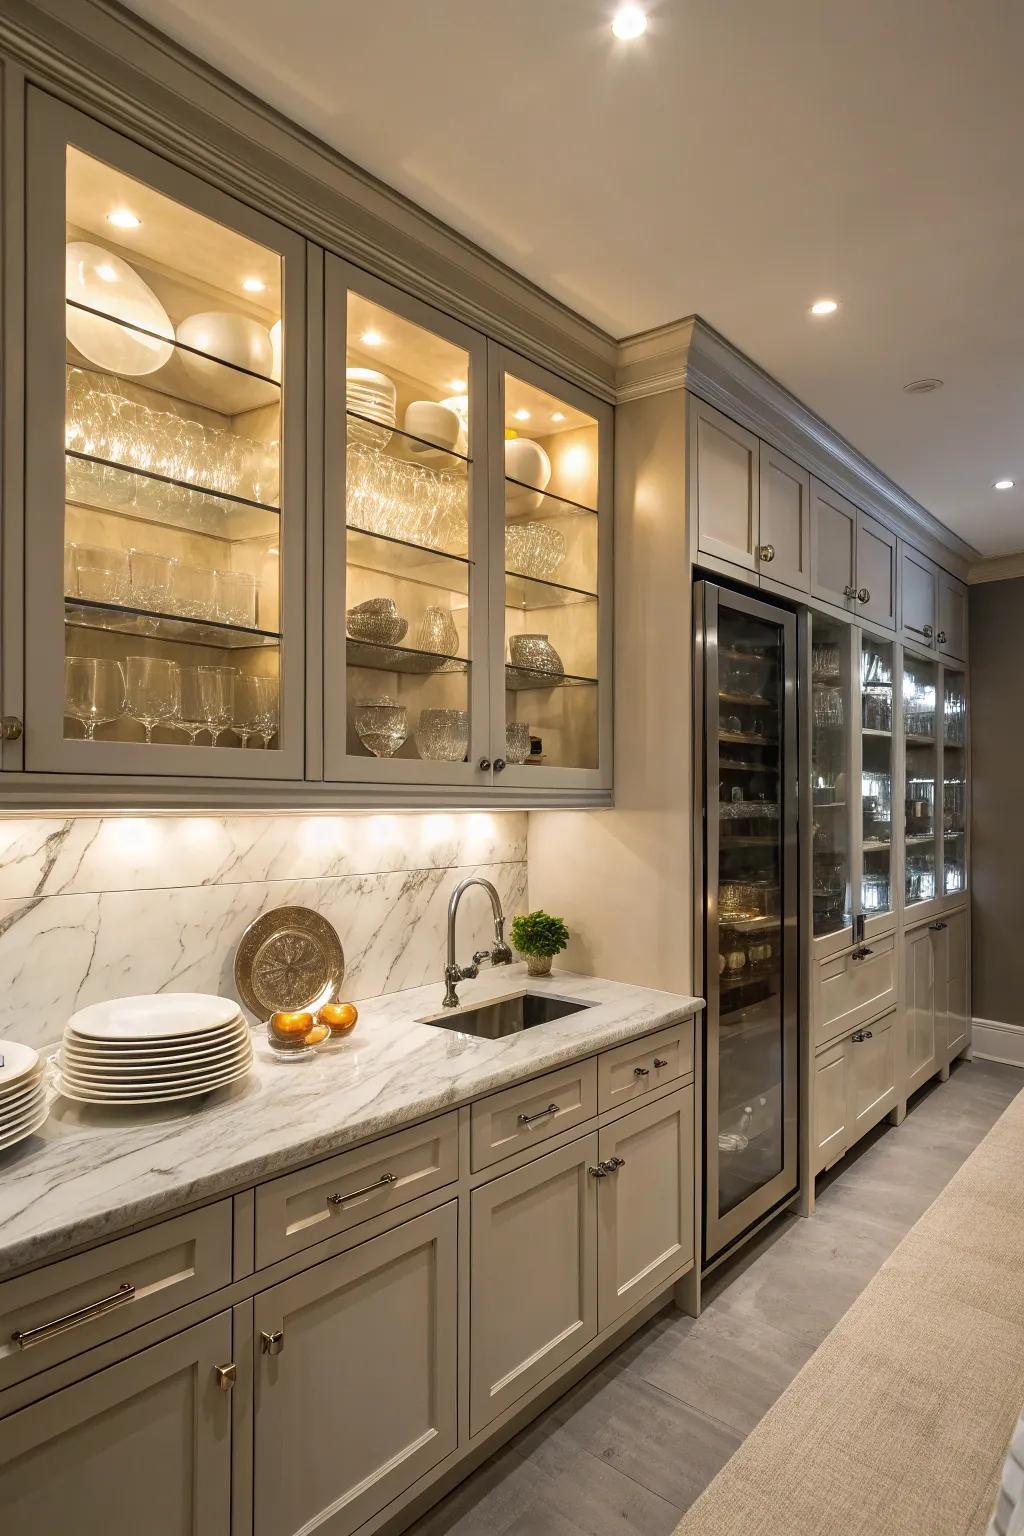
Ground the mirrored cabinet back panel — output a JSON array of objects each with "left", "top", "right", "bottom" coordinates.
[{"left": 3, "top": 88, "right": 613, "bottom": 810}]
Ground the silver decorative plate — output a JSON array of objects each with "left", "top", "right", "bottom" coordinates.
[{"left": 234, "top": 906, "right": 345, "bottom": 1021}]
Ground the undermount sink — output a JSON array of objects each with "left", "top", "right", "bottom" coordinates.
[{"left": 422, "top": 991, "right": 592, "bottom": 1039}]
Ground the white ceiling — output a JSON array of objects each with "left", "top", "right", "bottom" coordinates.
[{"left": 120, "top": 0, "right": 1024, "bottom": 559}]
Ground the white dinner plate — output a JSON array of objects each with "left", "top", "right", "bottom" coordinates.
[
  {"left": 0, "top": 1088, "right": 47, "bottom": 1138},
  {"left": 59, "top": 1045, "right": 252, "bottom": 1086},
  {"left": 61, "top": 1024, "right": 250, "bottom": 1066},
  {"left": 0, "top": 1076, "right": 46, "bottom": 1117},
  {"left": 0, "top": 1040, "right": 42, "bottom": 1092},
  {"left": 0, "top": 1103, "right": 48, "bottom": 1153},
  {"left": 67, "top": 994, "right": 242, "bottom": 1043},
  {"left": 53, "top": 1061, "right": 251, "bottom": 1105}
]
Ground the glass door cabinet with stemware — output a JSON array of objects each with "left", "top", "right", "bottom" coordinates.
[{"left": 23, "top": 93, "right": 304, "bottom": 781}]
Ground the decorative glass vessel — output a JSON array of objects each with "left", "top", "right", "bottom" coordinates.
[
  {"left": 415, "top": 605, "right": 459, "bottom": 656},
  {"left": 505, "top": 720, "right": 530, "bottom": 764},
  {"left": 414, "top": 707, "right": 469, "bottom": 762},
  {"left": 354, "top": 697, "right": 408, "bottom": 757},
  {"left": 346, "top": 597, "right": 409, "bottom": 646},
  {"left": 504, "top": 522, "right": 566, "bottom": 581},
  {"left": 508, "top": 633, "right": 563, "bottom": 678}
]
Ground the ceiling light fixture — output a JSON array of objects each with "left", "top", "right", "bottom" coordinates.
[
  {"left": 448, "top": 378, "right": 466, "bottom": 392},
  {"left": 360, "top": 329, "right": 383, "bottom": 346},
  {"left": 994, "top": 478, "right": 1015, "bottom": 491},
  {"left": 809, "top": 298, "right": 839, "bottom": 316},
  {"left": 611, "top": 5, "right": 648, "bottom": 39},
  {"left": 903, "top": 378, "right": 944, "bottom": 394},
  {"left": 107, "top": 208, "right": 141, "bottom": 230},
  {"left": 551, "top": 411, "right": 567, "bottom": 423},
  {"left": 513, "top": 408, "right": 531, "bottom": 422},
  {"left": 242, "top": 277, "right": 266, "bottom": 294}
]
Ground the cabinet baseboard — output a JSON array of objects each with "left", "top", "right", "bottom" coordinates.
[{"left": 971, "top": 1019, "right": 1024, "bottom": 1068}]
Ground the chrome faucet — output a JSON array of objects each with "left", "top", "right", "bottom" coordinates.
[{"left": 443, "top": 876, "right": 513, "bottom": 1007}]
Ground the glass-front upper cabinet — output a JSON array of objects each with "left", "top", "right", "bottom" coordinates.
[
  {"left": 23, "top": 92, "right": 306, "bottom": 779},
  {"left": 810, "top": 614, "right": 853, "bottom": 949},
  {"left": 491, "top": 348, "right": 612, "bottom": 790},
  {"left": 903, "top": 651, "right": 939, "bottom": 911},
  {"left": 859, "top": 632, "right": 896, "bottom": 931},
  {"left": 942, "top": 667, "right": 968, "bottom": 898},
  {"left": 323, "top": 259, "right": 488, "bottom": 785}
]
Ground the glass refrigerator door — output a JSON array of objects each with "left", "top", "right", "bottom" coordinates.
[
  {"left": 860, "top": 634, "right": 895, "bottom": 927},
  {"left": 706, "top": 589, "right": 797, "bottom": 1257},
  {"left": 810, "top": 615, "right": 853, "bottom": 945},
  {"left": 903, "top": 653, "right": 939, "bottom": 908},
  {"left": 942, "top": 668, "right": 968, "bottom": 896}
]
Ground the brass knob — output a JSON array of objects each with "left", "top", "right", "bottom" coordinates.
[
  {"left": 261, "top": 1329, "right": 284, "bottom": 1356},
  {"left": 1, "top": 716, "right": 22, "bottom": 741},
  {"left": 758, "top": 544, "right": 775, "bottom": 563},
  {"left": 215, "top": 1362, "right": 237, "bottom": 1392}
]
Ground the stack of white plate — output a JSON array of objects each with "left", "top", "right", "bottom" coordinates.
[
  {"left": 347, "top": 367, "right": 396, "bottom": 447},
  {"left": 0, "top": 1042, "right": 47, "bottom": 1151},
  {"left": 57, "top": 994, "right": 252, "bottom": 1106}
]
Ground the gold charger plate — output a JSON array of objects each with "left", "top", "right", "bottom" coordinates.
[{"left": 234, "top": 906, "right": 345, "bottom": 1021}]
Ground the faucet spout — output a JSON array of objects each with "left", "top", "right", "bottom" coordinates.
[{"left": 443, "top": 876, "right": 513, "bottom": 1008}]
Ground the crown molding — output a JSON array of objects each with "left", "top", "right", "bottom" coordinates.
[
  {"left": 616, "top": 315, "right": 978, "bottom": 573},
  {"left": 0, "top": 0, "right": 618, "bottom": 399},
  {"left": 966, "top": 553, "right": 1024, "bottom": 585}
]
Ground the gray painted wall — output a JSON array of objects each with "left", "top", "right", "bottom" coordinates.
[{"left": 970, "top": 578, "right": 1024, "bottom": 1024}]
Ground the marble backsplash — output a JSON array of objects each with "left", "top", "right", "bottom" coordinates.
[{"left": 0, "top": 812, "right": 527, "bottom": 1050}]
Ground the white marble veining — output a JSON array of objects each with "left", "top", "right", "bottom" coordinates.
[{"left": 0, "top": 968, "right": 704, "bottom": 1279}]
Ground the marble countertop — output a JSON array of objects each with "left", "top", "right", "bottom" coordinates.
[{"left": 0, "top": 967, "right": 704, "bottom": 1280}]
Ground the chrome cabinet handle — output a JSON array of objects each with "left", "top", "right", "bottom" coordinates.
[
  {"left": 493, "top": 758, "right": 506, "bottom": 772},
  {"left": 261, "top": 1329, "right": 284, "bottom": 1356},
  {"left": 1, "top": 716, "right": 22, "bottom": 741},
  {"left": 588, "top": 1163, "right": 607, "bottom": 1178},
  {"left": 851, "top": 1029, "right": 874, "bottom": 1042},
  {"left": 929, "top": 921, "right": 948, "bottom": 931},
  {"left": 923, "top": 624, "right": 934, "bottom": 639},
  {"left": 857, "top": 587, "right": 871, "bottom": 604},
  {"left": 215, "top": 1362, "right": 237, "bottom": 1392},
  {"left": 843, "top": 584, "right": 858, "bottom": 599},
  {"left": 653, "top": 1057, "right": 669, "bottom": 1069},
  {"left": 328, "top": 1172, "right": 397, "bottom": 1206},
  {"left": 850, "top": 946, "right": 874, "bottom": 960},
  {"left": 604, "top": 1155, "right": 626, "bottom": 1171},
  {"left": 478, "top": 758, "right": 492, "bottom": 772},
  {"left": 11, "top": 1281, "right": 135, "bottom": 1349},
  {"left": 633, "top": 1065, "right": 650, "bottom": 1078},
  {"left": 937, "top": 630, "right": 947, "bottom": 644},
  {"left": 517, "top": 1102, "right": 559, "bottom": 1126},
  {"left": 758, "top": 544, "right": 775, "bottom": 563}
]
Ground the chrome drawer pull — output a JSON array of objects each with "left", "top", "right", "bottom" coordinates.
[
  {"left": 929, "top": 921, "right": 948, "bottom": 932},
  {"left": 850, "top": 946, "right": 874, "bottom": 960},
  {"left": 604, "top": 1155, "right": 626, "bottom": 1171},
  {"left": 215, "top": 1362, "right": 237, "bottom": 1392},
  {"left": 261, "top": 1329, "right": 284, "bottom": 1356},
  {"left": 633, "top": 1066, "right": 650, "bottom": 1078},
  {"left": 11, "top": 1281, "right": 135, "bottom": 1349},
  {"left": 517, "top": 1102, "right": 559, "bottom": 1126},
  {"left": 327, "top": 1172, "right": 397, "bottom": 1207},
  {"left": 653, "top": 1057, "right": 669, "bottom": 1069},
  {"left": 588, "top": 1164, "right": 608, "bottom": 1178}
]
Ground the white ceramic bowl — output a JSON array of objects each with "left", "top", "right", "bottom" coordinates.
[
  {"left": 65, "top": 242, "right": 174, "bottom": 377},
  {"left": 505, "top": 437, "right": 552, "bottom": 513},
  {"left": 404, "top": 400, "right": 461, "bottom": 453},
  {"left": 177, "top": 311, "right": 276, "bottom": 412}
]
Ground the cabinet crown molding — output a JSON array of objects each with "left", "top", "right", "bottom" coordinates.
[{"left": 616, "top": 315, "right": 977, "bottom": 573}]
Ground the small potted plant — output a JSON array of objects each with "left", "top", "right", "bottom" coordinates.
[{"left": 510, "top": 910, "right": 569, "bottom": 977}]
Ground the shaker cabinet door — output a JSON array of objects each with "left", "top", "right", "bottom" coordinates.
[
  {"left": 470, "top": 1136, "right": 598, "bottom": 1435},
  {"left": 847, "top": 1011, "right": 897, "bottom": 1137},
  {"left": 692, "top": 398, "right": 759, "bottom": 573},
  {"left": 814, "top": 1041, "right": 850, "bottom": 1173},
  {"left": 253, "top": 1203, "right": 457, "bottom": 1536},
  {"left": 904, "top": 922, "right": 938, "bottom": 1092},
  {"left": 0, "top": 1314, "right": 232, "bottom": 1536},
  {"left": 855, "top": 513, "right": 897, "bottom": 629},
  {"left": 937, "top": 572, "right": 968, "bottom": 662},
  {"left": 810, "top": 479, "right": 857, "bottom": 611},
  {"left": 757, "top": 442, "right": 810, "bottom": 592},
  {"left": 900, "top": 545, "right": 938, "bottom": 648},
  {"left": 596, "top": 1090, "right": 694, "bottom": 1329}
]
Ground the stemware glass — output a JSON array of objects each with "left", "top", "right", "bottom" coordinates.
[
  {"left": 253, "top": 676, "right": 279, "bottom": 749},
  {"left": 197, "top": 665, "right": 236, "bottom": 746},
  {"left": 175, "top": 666, "right": 207, "bottom": 745},
  {"left": 64, "top": 656, "right": 125, "bottom": 741},
  {"left": 124, "top": 656, "right": 180, "bottom": 744},
  {"left": 232, "top": 674, "right": 274, "bottom": 748}
]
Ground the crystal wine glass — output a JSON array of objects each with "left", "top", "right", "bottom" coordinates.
[
  {"left": 197, "top": 665, "right": 236, "bottom": 746},
  {"left": 175, "top": 665, "right": 207, "bottom": 745},
  {"left": 232, "top": 674, "right": 263, "bottom": 749},
  {"left": 64, "top": 656, "right": 125, "bottom": 741},
  {"left": 125, "top": 656, "right": 180, "bottom": 744},
  {"left": 253, "top": 676, "right": 279, "bottom": 749}
]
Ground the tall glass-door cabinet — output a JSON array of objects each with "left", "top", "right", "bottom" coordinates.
[
  {"left": 941, "top": 667, "right": 968, "bottom": 898},
  {"left": 23, "top": 91, "right": 307, "bottom": 780}
]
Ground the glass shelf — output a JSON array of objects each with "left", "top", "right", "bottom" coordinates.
[
  {"left": 346, "top": 412, "right": 470, "bottom": 471},
  {"left": 504, "top": 571, "right": 597, "bottom": 610},
  {"left": 65, "top": 451, "right": 280, "bottom": 541},
  {"left": 345, "top": 526, "right": 470, "bottom": 595},
  {"left": 719, "top": 690, "right": 774, "bottom": 707},
  {"left": 504, "top": 479, "right": 598, "bottom": 521},
  {"left": 67, "top": 299, "right": 281, "bottom": 389},
  {"left": 65, "top": 597, "right": 280, "bottom": 650},
  {"left": 505, "top": 666, "right": 597, "bottom": 692},
  {"left": 719, "top": 730, "right": 777, "bottom": 746},
  {"left": 346, "top": 638, "right": 468, "bottom": 675}
]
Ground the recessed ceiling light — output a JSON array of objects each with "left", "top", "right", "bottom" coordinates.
[
  {"left": 242, "top": 277, "right": 266, "bottom": 294},
  {"left": 809, "top": 298, "right": 839, "bottom": 316},
  {"left": 95, "top": 263, "right": 118, "bottom": 283},
  {"left": 551, "top": 411, "right": 567, "bottom": 423},
  {"left": 903, "top": 378, "right": 944, "bottom": 394},
  {"left": 513, "top": 408, "right": 531, "bottom": 422},
  {"left": 360, "top": 329, "right": 383, "bottom": 346},
  {"left": 994, "top": 478, "right": 1015, "bottom": 491},
  {"left": 448, "top": 378, "right": 466, "bottom": 392},
  {"left": 611, "top": 5, "right": 647, "bottom": 39},
  {"left": 107, "top": 208, "right": 141, "bottom": 230}
]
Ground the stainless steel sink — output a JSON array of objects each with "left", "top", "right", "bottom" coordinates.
[{"left": 422, "top": 991, "right": 592, "bottom": 1039}]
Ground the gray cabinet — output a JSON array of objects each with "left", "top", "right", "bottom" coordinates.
[
  {"left": 856, "top": 513, "right": 898, "bottom": 629},
  {"left": 900, "top": 545, "right": 938, "bottom": 648},
  {"left": 758, "top": 443, "right": 810, "bottom": 592},
  {"left": 810, "top": 479, "right": 858, "bottom": 611},
  {"left": 0, "top": 1313, "right": 232, "bottom": 1536},
  {"left": 470, "top": 1136, "right": 598, "bottom": 1434},
  {"left": 692, "top": 398, "right": 759, "bottom": 572},
  {"left": 813, "top": 1040, "right": 850, "bottom": 1172},
  {"left": 813, "top": 1011, "right": 897, "bottom": 1173},
  {"left": 252, "top": 1203, "right": 458, "bottom": 1536},
  {"left": 942, "top": 909, "right": 969, "bottom": 1060},
  {"left": 937, "top": 572, "right": 969, "bottom": 662},
  {"left": 904, "top": 920, "right": 939, "bottom": 1093}
]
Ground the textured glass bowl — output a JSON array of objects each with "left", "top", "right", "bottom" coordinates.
[
  {"left": 354, "top": 697, "right": 408, "bottom": 757},
  {"left": 505, "top": 720, "right": 530, "bottom": 764},
  {"left": 346, "top": 598, "right": 409, "bottom": 647},
  {"left": 508, "top": 634, "right": 564, "bottom": 677},
  {"left": 504, "top": 521, "right": 566, "bottom": 581},
  {"left": 415, "top": 707, "right": 469, "bottom": 762}
]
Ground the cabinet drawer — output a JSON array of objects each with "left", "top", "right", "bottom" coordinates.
[
  {"left": 471, "top": 1060, "right": 597, "bottom": 1172},
  {"left": 255, "top": 1112, "right": 458, "bottom": 1268},
  {"left": 0, "top": 1202, "right": 231, "bottom": 1393},
  {"left": 597, "top": 1021, "right": 694, "bottom": 1113},
  {"left": 849, "top": 1010, "right": 897, "bottom": 1137},
  {"left": 814, "top": 934, "right": 897, "bottom": 1047}
]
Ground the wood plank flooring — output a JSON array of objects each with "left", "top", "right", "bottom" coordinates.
[{"left": 407, "top": 1058, "right": 1023, "bottom": 1536}]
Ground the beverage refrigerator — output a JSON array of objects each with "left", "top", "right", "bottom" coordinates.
[{"left": 694, "top": 581, "right": 799, "bottom": 1263}]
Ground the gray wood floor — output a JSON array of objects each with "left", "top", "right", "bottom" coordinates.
[{"left": 408, "top": 1058, "right": 1024, "bottom": 1536}]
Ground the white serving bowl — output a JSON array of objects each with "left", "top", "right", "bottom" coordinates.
[
  {"left": 404, "top": 400, "right": 461, "bottom": 453},
  {"left": 65, "top": 242, "right": 174, "bottom": 377},
  {"left": 505, "top": 437, "right": 552, "bottom": 513},
  {"left": 177, "top": 311, "right": 276, "bottom": 412}
]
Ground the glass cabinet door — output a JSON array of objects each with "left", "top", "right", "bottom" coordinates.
[
  {"left": 24, "top": 93, "right": 306, "bottom": 779},
  {"left": 490, "top": 348, "right": 611, "bottom": 789},
  {"left": 903, "top": 652, "right": 939, "bottom": 909},
  {"left": 859, "top": 633, "right": 895, "bottom": 928},
  {"left": 941, "top": 667, "right": 968, "bottom": 897},
  {"left": 810, "top": 615, "right": 853, "bottom": 947},
  {"left": 323, "top": 260, "right": 488, "bottom": 784}
]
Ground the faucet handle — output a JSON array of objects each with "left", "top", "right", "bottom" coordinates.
[
  {"left": 492, "top": 942, "right": 513, "bottom": 966},
  {"left": 472, "top": 949, "right": 491, "bottom": 967}
]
